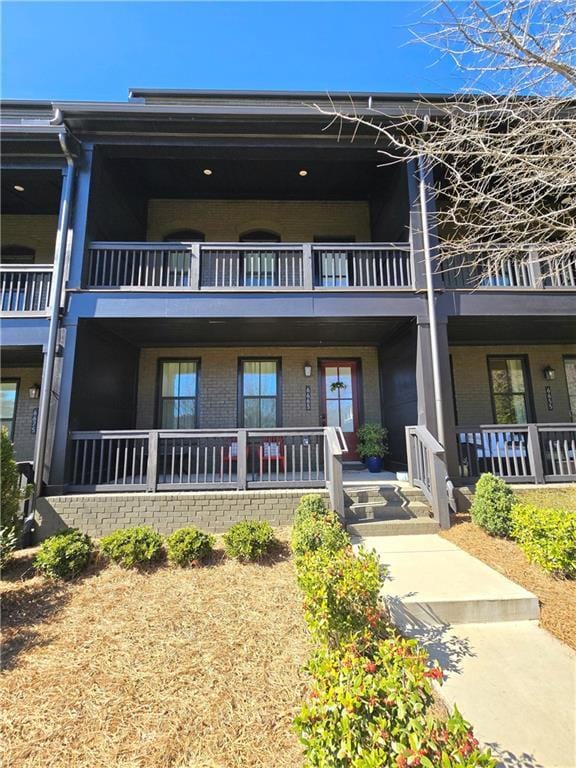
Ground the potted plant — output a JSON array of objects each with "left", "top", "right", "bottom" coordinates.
[{"left": 356, "top": 423, "right": 389, "bottom": 473}]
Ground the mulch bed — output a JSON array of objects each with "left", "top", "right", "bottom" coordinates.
[
  {"left": 440, "top": 515, "right": 576, "bottom": 651},
  {"left": 1, "top": 539, "right": 309, "bottom": 768}
]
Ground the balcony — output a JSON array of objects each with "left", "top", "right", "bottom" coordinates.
[
  {"left": 85, "top": 242, "right": 413, "bottom": 291},
  {"left": 0, "top": 265, "right": 53, "bottom": 314},
  {"left": 443, "top": 250, "right": 576, "bottom": 290}
]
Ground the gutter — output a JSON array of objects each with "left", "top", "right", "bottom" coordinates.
[{"left": 31, "top": 109, "right": 79, "bottom": 509}]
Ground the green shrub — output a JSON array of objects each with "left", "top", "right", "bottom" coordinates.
[
  {"left": 296, "top": 634, "right": 496, "bottom": 768},
  {"left": 294, "top": 493, "right": 330, "bottom": 524},
  {"left": 511, "top": 503, "right": 576, "bottom": 578},
  {"left": 470, "top": 473, "right": 515, "bottom": 537},
  {"left": 0, "top": 526, "right": 19, "bottom": 571},
  {"left": 165, "top": 527, "right": 215, "bottom": 567},
  {"left": 223, "top": 520, "right": 277, "bottom": 561},
  {"left": 291, "top": 506, "right": 349, "bottom": 557},
  {"left": 296, "top": 546, "right": 383, "bottom": 646},
  {"left": 100, "top": 526, "right": 164, "bottom": 568},
  {"left": 34, "top": 528, "right": 93, "bottom": 579}
]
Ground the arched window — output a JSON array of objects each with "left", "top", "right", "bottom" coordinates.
[
  {"left": 163, "top": 229, "right": 205, "bottom": 243},
  {"left": 1, "top": 245, "right": 36, "bottom": 265},
  {"left": 239, "top": 229, "right": 281, "bottom": 243}
]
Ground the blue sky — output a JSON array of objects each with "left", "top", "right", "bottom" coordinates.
[{"left": 1, "top": 2, "right": 465, "bottom": 102}]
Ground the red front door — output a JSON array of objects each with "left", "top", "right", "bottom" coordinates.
[{"left": 319, "top": 360, "right": 361, "bottom": 460}]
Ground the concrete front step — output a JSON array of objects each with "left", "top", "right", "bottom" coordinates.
[
  {"left": 346, "top": 500, "right": 431, "bottom": 522},
  {"left": 356, "top": 534, "right": 540, "bottom": 626},
  {"left": 347, "top": 518, "right": 440, "bottom": 537}
]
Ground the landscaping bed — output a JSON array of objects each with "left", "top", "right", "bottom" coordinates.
[
  {"left": 1, "top": 533, "right": 309, "bottom": 768},
  {"left": 441, "top": 505, "right": 576, "bottom": 651}
]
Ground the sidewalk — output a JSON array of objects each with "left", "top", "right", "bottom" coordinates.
[{"left": 354, "top": 534, "right": 576, "bottom": 768}]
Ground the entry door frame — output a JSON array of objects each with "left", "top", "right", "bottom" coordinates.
[{"left": 317, "top": 357, "right": 364, "bottom": 459}]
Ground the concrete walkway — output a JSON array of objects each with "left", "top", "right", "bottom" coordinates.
[{"left": 355, "top": 534, "right": 576, "bottom": 768}]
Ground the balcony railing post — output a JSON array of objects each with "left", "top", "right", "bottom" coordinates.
[
  {"left": 430, "top": 451, "right": 450, "bottom": 529},
  {"left": 237, "top": 429, "right": 247, "bottom": 489},
  {"left": 405, "top": 426, "right": 415, "bottom": 484},
  {"left": 190, "top": 243, "right": 201, "bottom": 290},
  {"left": 303, "top": 244, "right": 314, "bottom": 290},
  {"left": 527, "top": 424, "right": 545, "bottom": 484},
  {"left": 527, "top": 248, "right": 543, "bottom": 289},
  {"left": 147, "top": 430, "right": 159, "bottom": 492}
]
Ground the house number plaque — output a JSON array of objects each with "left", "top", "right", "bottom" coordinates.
[
  {"left": 545, "top": 386, "right": 554, "bottom": 411},
  {"left": 305, "top": 385, "right": 311, "bottom": 411},
  {"left": 31, "top": 408, "right": 39, "bottom": 434}
]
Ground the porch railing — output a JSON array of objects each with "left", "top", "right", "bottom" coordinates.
[
  {"left": 405, "top": 425, "right": 450, "bottom": 529},
  {"left": 0, "top": 266, "right": 53, "bottom": 313},
  {"left": 86, "top": 242, "right": 413, "bottom": 290},
  {"left": 68, "top": 427, "right": 347, "bottom": 503},
  {"left": 442, "top": 250, "right": 576, "bottom": 289},
  {"left": 454, "top": 423, "right": 576, "bottom": 483}
]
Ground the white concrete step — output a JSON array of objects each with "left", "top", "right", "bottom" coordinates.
[
  {"left": 355, "top": 534, "right": 540, "bottom": 625},
  {"left": 348, "top": 518, "right": 440, "bottom": 537}
]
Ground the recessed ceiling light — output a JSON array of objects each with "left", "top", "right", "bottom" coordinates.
[
  {"left": 298, "top": 169, "right": 308, "bottom": 177},
  {"left": 203, "top": 168, "right": 213, "bottom": 176},
  {"left": 13, "top": 185, "right": 25, "bottom": 192}
]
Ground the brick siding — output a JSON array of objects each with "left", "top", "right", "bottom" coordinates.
[
  {"left": 1, "top": 215, "right": 58, "bottom": 263},
  {"left": 146, "top": 199, "right": 371, "bottom": 242},
  {"left": 1, "top": 367, "right": 42, "bottom": 460},
  {"left": 35, "top": 489, "right": 330, "bottom": 540},
  {"left": 450, "top": 344, "right": 576, "bottom": 424},
  {"left": 136, "top": 346, "right": 381, "bottom": 429}
]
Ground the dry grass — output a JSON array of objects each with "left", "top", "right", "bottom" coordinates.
[
  {"left": 441, "top": 515, "right": 576, "bottom": 650},
  {"left": 1, "top": 538, "right": 310, "bottom": 768}
]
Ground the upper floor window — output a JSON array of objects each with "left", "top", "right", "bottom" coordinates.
[
  {"left": 239, "top": 230, "right": 281, "bottom": 243},
  {"left": 1, "top": 245, "right": 36, "bottom": 265},
  {"left": 163, "top": 230, "right": 205, "bottom": 243}
]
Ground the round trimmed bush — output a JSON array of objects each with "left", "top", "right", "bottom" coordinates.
[
  {"left": 291, "top": 508, "right": 349, "bottom": 556},
  {"left": 470, "top": 472, "right": 515, "bottom": 537},
  {"left": 165, "top": 527, "right": 215, "bottom": 567},
  {"left": 34, "top": 528, "right": 93, "bottom": 579},
  {"left": 294, "top": 493, "right": 329, "bottom": 525},
  {"left": 223, "top": 520, "right": 277, "bottom": 561},
  {"left": 100, "top": 526, "right": 164, "bottom": 568}
]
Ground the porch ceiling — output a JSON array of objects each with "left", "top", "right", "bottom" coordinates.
[
  {"left": 100, "top": 145, "right": 402, "bottom": 201},
  {"left": 1, "top": 168, "right": 62, "bottom": 215},
  {"left": 89, "top": 317, "right": 409, "bottom": 347},
  {"left": 448, "top": 316, "right": 576, "bottom": 345},
  {"left": 1, "top": 345, "right": 44, "bottom": 367}
]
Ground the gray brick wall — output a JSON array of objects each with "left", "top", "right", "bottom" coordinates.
[
  {"left": 35, "top": 489, "right": 330, "bottom": 540},
  {"left": 1, "top": 215, "right": 58, "bottom": 263},
  {"left": 1, "top": 367, "right": 42, "bottom": 460},
  {"left": 136, "top": 345, "right": 382, "bottom": 429},
  {"left": 146, "top": 199, "right": 371, "bottom": 242},
  {"left": 450, "top": 344, "right": 576, "bottom": 424}
]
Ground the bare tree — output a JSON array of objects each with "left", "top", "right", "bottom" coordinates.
[{"left": 313, "top": 0, "right": 576, "bottom": 287}]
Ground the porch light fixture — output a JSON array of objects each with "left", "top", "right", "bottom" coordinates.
[
  {"left": 298, "top": 169, "right": 308, "bottom": 177},
  {"left": 28, "top": 383, "right": 40, "bottom": 399},
  {"left": 543, "top": 366, "right": 556, "bottom": 381},
  {"left": 203, "top": 168, "right": 213, "bottom": 176},
  {"left": 303, "top": 362, "right": 312, "bottom": 377},
  {"left": 13, "top": 185, "right": 25, "bottom": 192}
]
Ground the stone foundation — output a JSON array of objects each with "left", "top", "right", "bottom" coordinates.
[{"left": 35, "top": 489, "right": 330, "bottom": 540}]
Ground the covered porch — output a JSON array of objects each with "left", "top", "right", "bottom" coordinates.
[{"left": 447, "top": 317, "right": 576, "bottom": 485}]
